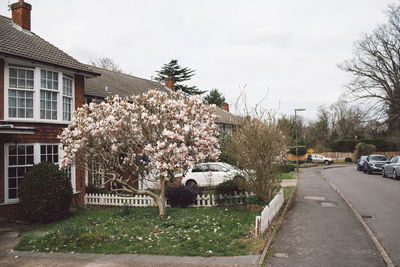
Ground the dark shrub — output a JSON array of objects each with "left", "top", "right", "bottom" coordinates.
[
  {"left": 20, "top": 162, "right": 73, "bottom": 223},
  {"left": 215, "top": 179, "right": 246, "bottom": 205},
  {"left": 345, "top": 157, "right": 353, "bottom": 162},
  {"left": 245, "top": 195, "right": 269, "bottom": 206},
  {"left": 166, "top": 185, "right": 199, "bottom": 208},
  {"left": 278, "top": 164, "right": 295, "bottom": 173},
  {"left": 215, "top": 179, "right": 245, "bottom": 195},
  {"left": 85, "top": 184, "right": 107, "bottom": 194},
  {"left": 289, "top": 147, "right": 307, "bottom": 155}
]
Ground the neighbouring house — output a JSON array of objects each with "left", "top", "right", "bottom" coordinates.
[
  {"left": 0, "top": 0, "right": 100, "bottom": 219},
  {"left": 83, "top": 66, "right": 243, "bottom": 189}
]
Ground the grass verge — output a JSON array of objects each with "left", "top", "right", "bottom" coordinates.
[
  {"left": 278, "top": 172, "right": 296, "bottom": 180},
  {"left": 15, "top": 206, "right": 263, "bottom": 256}
]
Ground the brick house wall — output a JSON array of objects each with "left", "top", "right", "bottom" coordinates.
[{"left": 0, "top": 72, "right": 86, "bottom": 220}]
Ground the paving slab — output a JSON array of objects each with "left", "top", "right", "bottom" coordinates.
[{"left": 267, "top": 167, "right": 385, "bottom": 267}]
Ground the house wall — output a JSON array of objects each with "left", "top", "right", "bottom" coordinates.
[
  {"left": 0, "top": 58, "right": 4, "bottom": 120},
  {"left": 0, "top": 72, "right": 86, "bottom": 220}
]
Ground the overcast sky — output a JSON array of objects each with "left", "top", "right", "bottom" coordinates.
[{"left": 0, "top": 0, "right": 395, "bottom": 120}]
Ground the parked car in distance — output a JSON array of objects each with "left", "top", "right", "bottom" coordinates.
[
  {"left": 309, "top": 154, "right": 334, "bottom": 165},
  {"left": 357, "top": 156, "right": 368, "bottom": 171},
  {"left": 363, "top": 154, "right": 389, "bottom": 174},
  {"left": 382, "top": 155, "right": 400, "bottom": 180},
  {"left": 182, "top": 162, "right": 243, "bottom": 187}
]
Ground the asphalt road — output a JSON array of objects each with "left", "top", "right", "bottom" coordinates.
[{"left": 323, "top": 165, "right": 400, "bottom": 266}]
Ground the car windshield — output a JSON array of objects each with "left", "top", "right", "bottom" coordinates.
[
  {"left": 370, "top": 156, "right": 387, "bottom": 161},
  {"left": 221, "top": 163, "right": 236, "bottom": 170},
  {"left": 360, "top": 156, "right": 367, "bottom": 160}
]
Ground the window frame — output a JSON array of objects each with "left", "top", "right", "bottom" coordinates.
[
  {"left": 4, "top": 61, "right": 75, "bottom": 124},
  {"left": 3, "top": 143, "right": 76, "bottom": 204}
]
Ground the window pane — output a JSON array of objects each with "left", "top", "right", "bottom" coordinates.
[
  {"left": 9, "top": 178, "right": 17, "bottom": 188},
  {"left": 9, "top": 156, "right": 16, "bottom": 165},
  {"left": 9, "top": 97, "right": 16, "bottom": 107},
  {"left": 8, "top": 167, "right": 16, "bottom": 177},
  {"left": 9, "top": 189, "right": 17, "bottom": 199},
  {"left": 9, "top": 145, "right": 16, "bottom": 155},
  {"left": 9, "top": 107, "right": 16, "bottom": 117},
  {"left": 18, "top": 108, "right": 25, "bottom": 118},
  {"left": 9, "top": 90, "right": 16, "bottom": 97},
  {"left": 9, "top": 78, "right": 17, "bottom": 88},
  {"left": 26, "top": 109, "right": 33, "bottom": 118},
  {"left": 17, "top": 69, "right": 25, "bottom": 79},
  {"left": 26, "top": 80, "right": 34, "bottom": 89},
  {"left": 41, "top": 79, "right": 46, "bottom": 88},
  {"left": 27, "top": 155, "right": 34, "bottom": 164},
  {"left": 27, "top": 70, "right": 34, "bottom": 79},
  {"left": 18, "top": 79, "right": 25, "bottom": 88},
  {"left": 18, "top": 155, "right": 25, "bottom": 165},
  {"left": 10, "top": 68, "right": 17, "bottom": 78}
]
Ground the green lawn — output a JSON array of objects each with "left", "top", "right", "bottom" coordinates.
[
  {"left": 278, "top": 172, "right": 296, "bottom": 180},
  {"left": 15, "top": 207, "right": 263, "bottom": 256}
]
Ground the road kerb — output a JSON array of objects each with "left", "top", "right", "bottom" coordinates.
[{"left": 319, "top": 171, "right": 395, "bottom": 267}]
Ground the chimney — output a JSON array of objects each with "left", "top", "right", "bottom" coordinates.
[
  {"left": 164, "top": 77, "right": 175, "bottom": 91},
  {"left": 11, "top": 0, "right": 32, "bottom": 31},
  {"left": 222, "top": 103, "right": 229, "bottom": 112}
]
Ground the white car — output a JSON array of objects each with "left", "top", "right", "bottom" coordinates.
[
  {"left": 182, "top": 162, "right": 243, "bottom": 187},
  {"left": 309, "top": 154, "right": 334, "bottom": 165}
]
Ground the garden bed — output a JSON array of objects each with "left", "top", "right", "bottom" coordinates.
[{"left": 15, "top": 207, "right": 264, "bottom": 256}]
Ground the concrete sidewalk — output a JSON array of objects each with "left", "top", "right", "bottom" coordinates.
[{"left": 267, "top": 167, "right": 385, "bottom": 267}]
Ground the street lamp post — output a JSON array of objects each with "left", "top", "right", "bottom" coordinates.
[{"left": 295, "top": 108, "right": 306, "bottom": 175}]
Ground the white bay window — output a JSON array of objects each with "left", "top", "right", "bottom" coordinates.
[
  {"left": 5, "top": 63, "right": 74, "bottom": 123},
  {"left": 4, "top": 143, "right": 76, "bottom": 203}
]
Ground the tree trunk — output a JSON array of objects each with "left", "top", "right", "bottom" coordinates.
[{"left": 157, "top": 177, "right": 166, "bottom": 219}]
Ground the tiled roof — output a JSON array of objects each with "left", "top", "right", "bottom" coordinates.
[
  {"left": 0, "top": 15, "right": 98, "bottom": 76},
  {"left": 214, "top": 107, "right": 244, "bottom": 126},
  {"left": 85, "top": 66, "right": 242, "bottom": 125},
  {"left": 85, "top": 65, "right": 168, "bottom": 98}
]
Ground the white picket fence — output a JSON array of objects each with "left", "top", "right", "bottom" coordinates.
[
  {"left": 255, "top": 188, "right": 284, "bottom": 236},
  {"left": 85, "top": 192, "right": 252, "bottom": 208}
]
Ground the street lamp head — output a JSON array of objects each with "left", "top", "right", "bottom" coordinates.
[{"left": 295, "top": 108, "right": 306, "bottom": 112}]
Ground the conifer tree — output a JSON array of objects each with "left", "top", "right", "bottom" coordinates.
[{"left": 155, "top": 59, "right": 205, "bottom": 96}]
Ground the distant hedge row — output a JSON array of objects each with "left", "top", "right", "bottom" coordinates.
[{"left": 331, "top": 138, "right": 398, "bottom": 152}]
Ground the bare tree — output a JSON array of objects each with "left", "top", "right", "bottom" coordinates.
[
  {"left": 330, "top": 100, "right": 366, "bottom": 140},
  {"left": 339, "top": 4, "right": 400, "bottom": 134},
  {"left": 90, "top": 57, "right": 123, "bottom": 73}
]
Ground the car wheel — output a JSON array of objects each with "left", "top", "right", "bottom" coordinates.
[
  {"left": 382, "top": 168, "right": 386, "bottom": 177},
  {"left": 185, "top": 180, "right": 198, "bottom": 187},
  {"left": 393, "top": 169, "right": 398, "bottom": 180},
  {"left": 324, "top": 160, "right": 329, "bottom": 165}
]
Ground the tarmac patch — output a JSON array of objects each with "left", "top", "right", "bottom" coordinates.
[
  {"left": 304, "top": 196, "right": 326, "bottom": 200},
  {"left": 320, "top": 202, "right": 337, "bottom": 207}
]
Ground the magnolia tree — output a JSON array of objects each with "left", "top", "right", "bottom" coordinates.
[{"left": 59, "top": 90, "right": 220, "bottom": 218}]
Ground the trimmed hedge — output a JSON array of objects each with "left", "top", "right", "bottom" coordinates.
[
  {"left": 289, "top": 147, "right": 307, "bottom": 155},
  {"left": 332, "top": 138, "right": 398, "bottom": 152},
  {"left": 165, "top": 185, "right": 199, "bottom": 208},
  {"left": 278, "top": 164, "right": 295, "bottom": 173},
  {"left": 20, "top": 162, "right": 73, "bottom": 223},
  {"left": 345, "top": 157, "right": 353, "bottom": 162}
]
